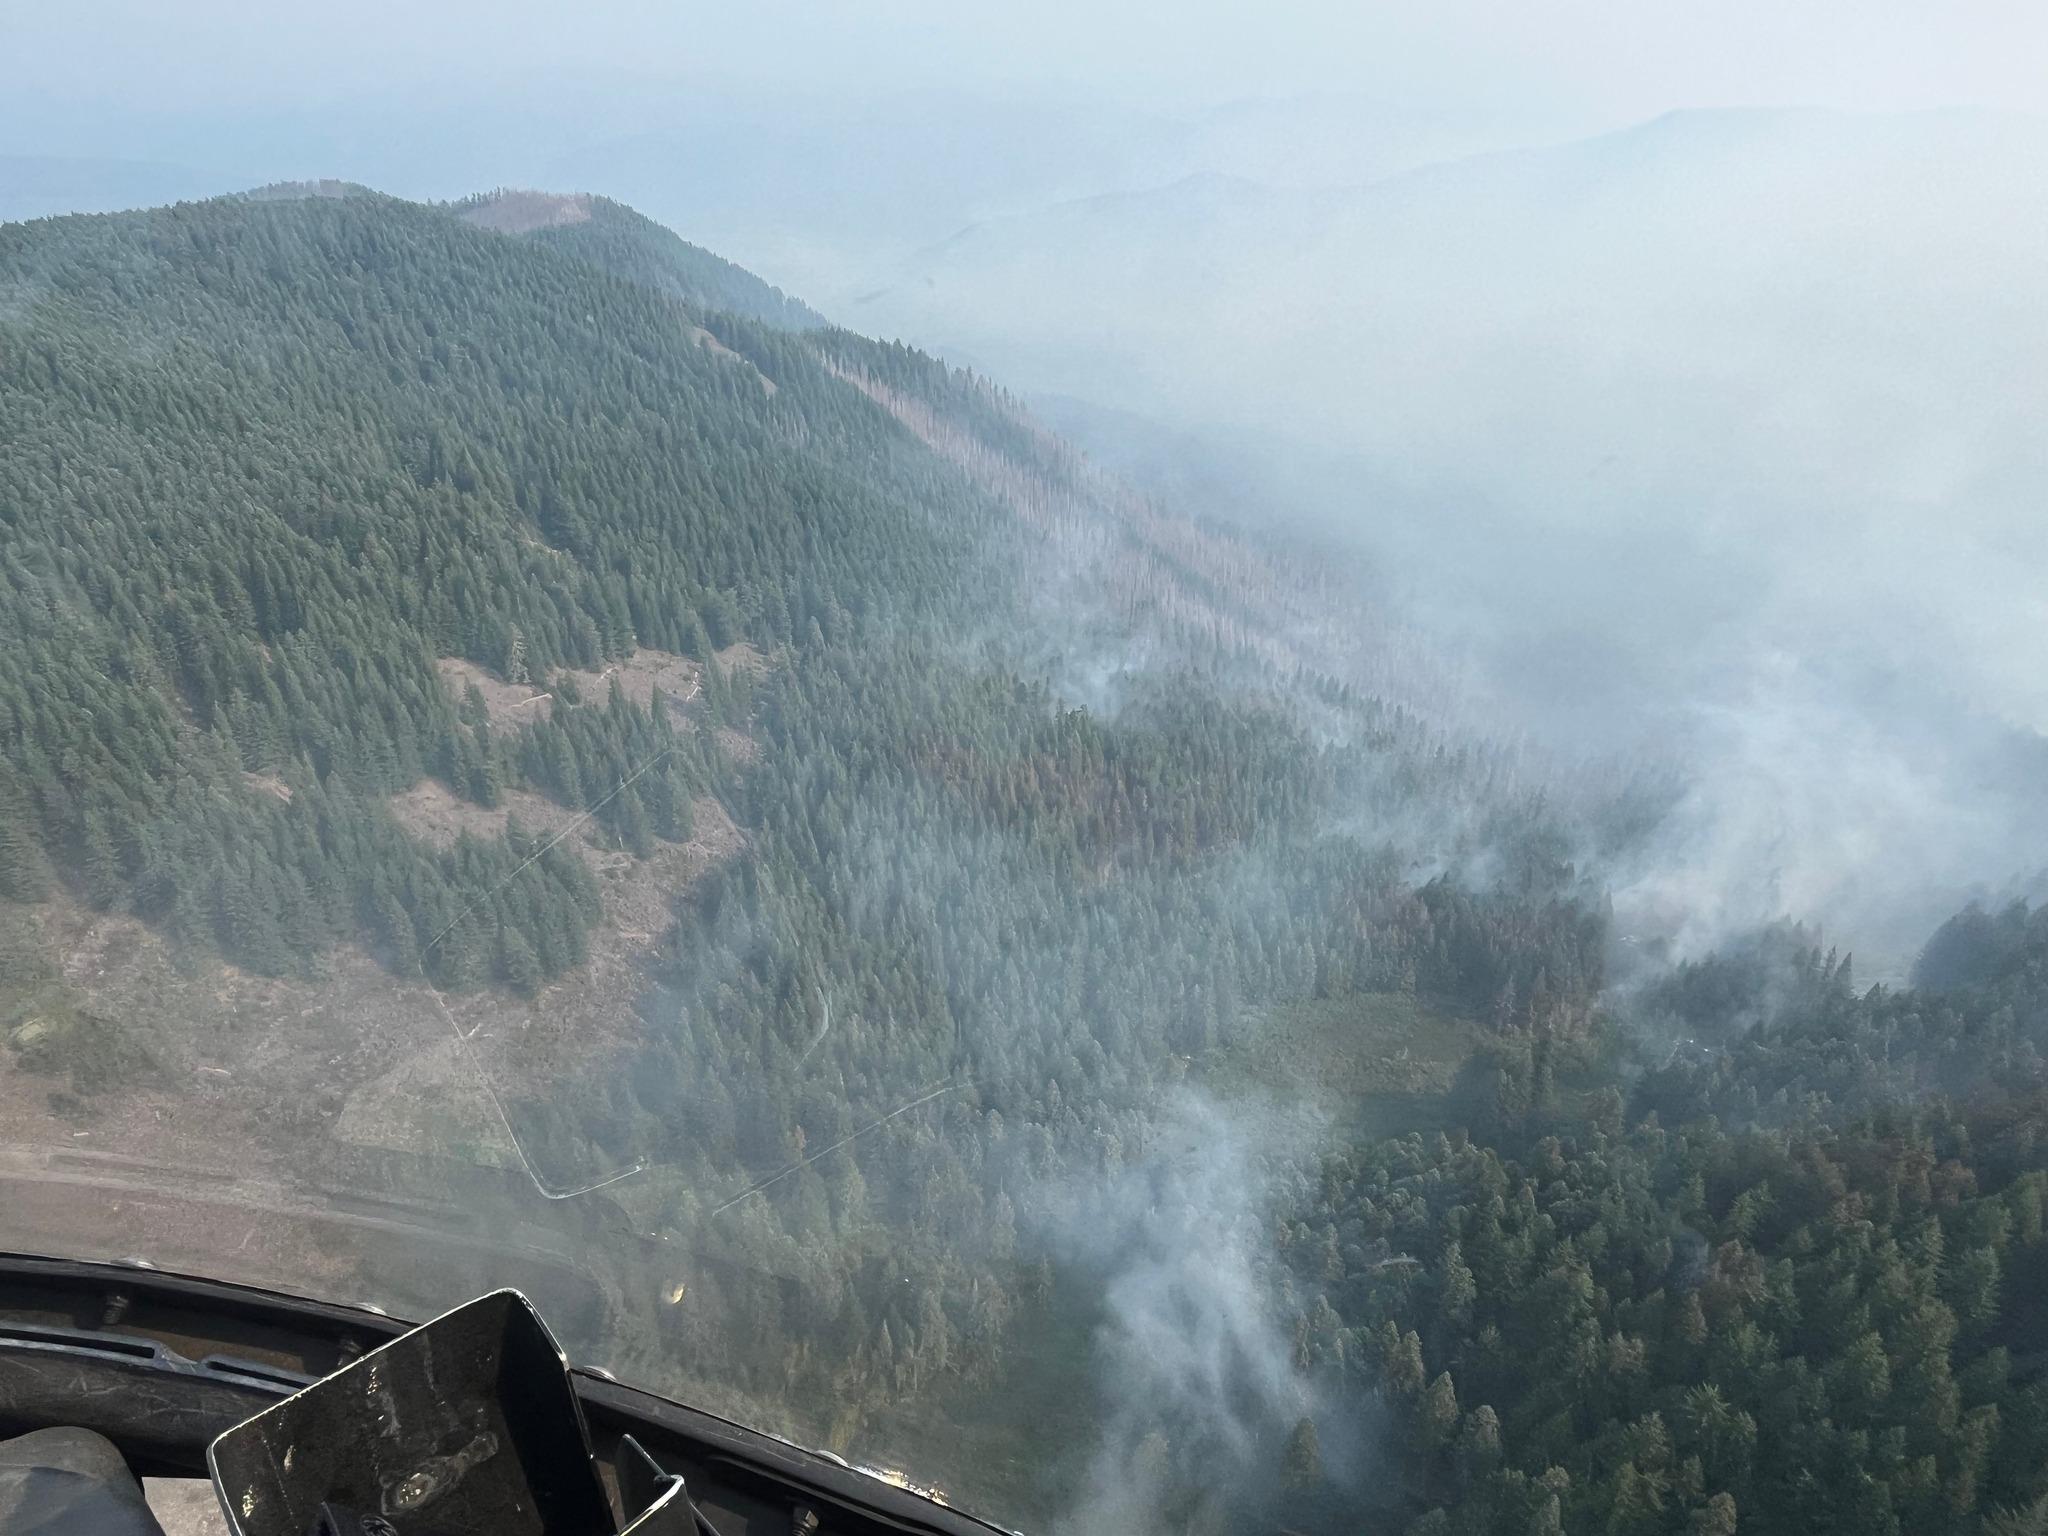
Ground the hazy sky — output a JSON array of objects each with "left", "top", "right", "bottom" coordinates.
[{"left": 9, "top": 0, "right": 2047, "bottom": 122}]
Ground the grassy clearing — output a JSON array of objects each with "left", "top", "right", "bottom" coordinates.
[{"left": 1203, "top": 990, "right": 1488, "bottom": 1136}]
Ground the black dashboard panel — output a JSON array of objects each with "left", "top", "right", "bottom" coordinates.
[{"left": 0, "top": 1252, "right": 1012, "bottom": 1536}]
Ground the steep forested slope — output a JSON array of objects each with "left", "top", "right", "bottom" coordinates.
[
  {"left": 0, "top": 189, "right": 991, "bottom": 986},
  {"left": 7, "top": 186, "right": 2046, "bottom": 1536},
  {"left": 0, "top": 187, "right": 1608, "bottom": 1527}
]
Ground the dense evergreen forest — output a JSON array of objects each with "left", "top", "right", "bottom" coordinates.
[{"left": 4, "top": 186, "right": 2047, "bottom": 1536}]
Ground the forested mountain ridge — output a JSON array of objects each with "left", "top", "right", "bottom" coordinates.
[
  {"left": 2, "top": 186, "right": 2045, "bottom": 1536},
  {"left": 0, "top": 187, "right": 997, "bottom": 986},
  {"left": 453, "top": 188, "right": 829, "bottom": 330}
]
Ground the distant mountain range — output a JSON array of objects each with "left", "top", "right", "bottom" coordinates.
[
  {"left": 853, "top": 106, "right": 2048, "bottom": 477},
  {"left": 0, "top": 82, "right": 1578, "bottom": 294}
]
